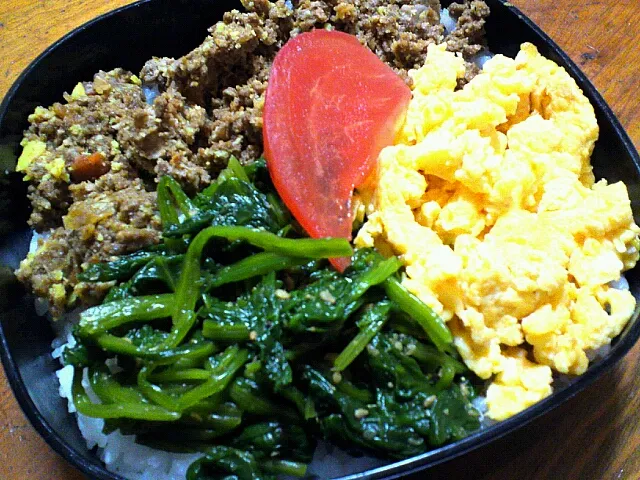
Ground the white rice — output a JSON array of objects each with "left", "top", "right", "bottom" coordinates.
[
  {"left": 471, "top": 49, "right": 495, "bottom": 69},
  {"left": 306, "top": 442, "right": 386, "bottom": 478},
  {"left": 471, "top": 395, "right": 493, "bottom": 427},
  {"left": 440, "top": 8, "right": 457, "bottom": 35},
  {"left": 56, "top": 364, "right": 203, "bottom": 479}
]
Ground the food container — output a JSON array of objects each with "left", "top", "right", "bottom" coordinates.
[{"left": 0, "top": 0, "right": 638, "bottom": 478}]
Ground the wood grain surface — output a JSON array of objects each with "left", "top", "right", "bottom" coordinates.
[{"left": 0, "top": 0, "right": 639, "bottom": 479}]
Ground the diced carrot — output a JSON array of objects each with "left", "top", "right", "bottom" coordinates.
[{"left": 71, "top": 152, "right": 109, "bottom": 181}]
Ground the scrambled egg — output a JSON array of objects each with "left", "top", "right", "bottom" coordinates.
[{"left": 355, "top": 43, "right": 640, "bottom": 421}]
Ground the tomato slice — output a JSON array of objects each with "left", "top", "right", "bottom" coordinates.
[{"left": 263, "top": 29, "right": 411, "bottom": 271}]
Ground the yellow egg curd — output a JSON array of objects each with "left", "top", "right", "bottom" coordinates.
[{"left": 355, "top": 42, "right": 640, "bottom": 421}]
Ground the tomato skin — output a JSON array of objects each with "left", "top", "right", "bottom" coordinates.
[{"left": 263, "top": 29, "right": 411, "bottom": 271}]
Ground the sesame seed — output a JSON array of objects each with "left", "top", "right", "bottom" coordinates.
[
  {"left": 423, "top": 395, "right": 437, "bottom": 408},
  {"left": 354, "top": 408, "right": 369, "bottom": 419},
  {"left": 275, "top": 288, "right": 290, "bottom": 300},
  {"left": 460, "top": 383, "right": 469, "bottom": 397},
  {"left": 319, "top": 290, "right": 336, "bottom": 304},
  {"left": 332, "top": 372, "right": 343, "bottom": 384},
  {"left": 249, "top": 330, "right": 258, "bottom": 341}
]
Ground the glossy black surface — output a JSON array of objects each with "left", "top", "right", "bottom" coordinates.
[{"left": 0, "top": 1, "right": 639, "bottom": 479}]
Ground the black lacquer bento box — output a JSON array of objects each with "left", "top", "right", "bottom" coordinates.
[{"left": 0, "top": 1, "right": 639, "bottom": 479}]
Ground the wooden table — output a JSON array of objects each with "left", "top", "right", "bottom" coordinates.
[{"left": 0, "top": 0, "right": 638, "bottom": 479}]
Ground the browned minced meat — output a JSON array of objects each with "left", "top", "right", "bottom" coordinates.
[
  {"left": 17, "top": 0, "right": 489, "bottom": 313},
  {"left": 23, "top": 69, "right": 144, "bottom": 230},
  {"left": 22, "top": 69, "right": 208, "bottom": 231},
  {"left": 447, "top": 0, "right": 491, "bottom": 84},
  {"left": 16, "top": 173, "right": 161, "bottom": 317},
  {"left": 142, "top": 0, "right": 489, "bottom": 174}
]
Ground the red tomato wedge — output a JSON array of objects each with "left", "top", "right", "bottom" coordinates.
[{"left": 263, "top": 29, "right": 411, "bottom": 271}]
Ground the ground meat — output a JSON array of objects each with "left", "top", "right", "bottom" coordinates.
[
  {"left": 21, "top": 69, "right": 209, "bottom": 229},
  {"left": 26, "top": 0, "right": 489, "bottom": 222},
  {"left": 21, "top": 69, "right": 146, "bottom": 230},
  {"left": 140, "top": 2, "right": 288, "bottom": 173},
  {"left": 446, "top": 0, "right": 490, "bottom": 57},
  {"left": 118, "top": 87, "right": 210, "bottom": 193},
  {"left": 446, "top": 0, "right": 491, "bottom": 85},
  {"left": 16, "top": 176, "right": 160, "bottom": 317},
  {"left": 141, "top": 0, "right": 490, "bottom": 174},
  {"left": 17, "top": 0, "right": 489, "bottom": 312},
  {"left": 329, "top": 0, "right": 445, "bottom": 74},
  {"left": 195, "top": 56, "right": 270, "bottom": 171}
]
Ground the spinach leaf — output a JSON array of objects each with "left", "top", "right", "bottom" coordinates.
[
  {"left": 426, "top": 379, "right": 480, "bottom": 446},
  {"left": 366, "top": 333, "right": 438, "bottom": 398},
  {"left": 186, "top": 446, "right": 272, "bottom": 480},
  {"left": 303, "top": 330, "right": 480, "bottom": 458},
  {"left": 60, "top": 341, "right": 90, "bottom": 368},
  {"left": 78, "top": 247, "right": 175, "bottom": 283},
  {"left": 283, "top": 249, "right": 401, "bottom": 333},
  {"left": 201, "top": 273, "right": 292, "bottom": 390},
  {"left": 232, "top": 422, "right": 315, "bottom": 464},
  {"left": 304, "top": 367, "right": 427, "bottom": 458},
  {"left": 167, "top": 177, "right": 288, "bottom": 237}
]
